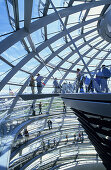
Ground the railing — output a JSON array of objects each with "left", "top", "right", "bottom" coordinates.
[
  {"left": 61, "top": 65, "right": 111, "bottom": 94},
  {"left": 10, "top": 141, "right": 99, "bottom": 170},
  {"left": 0, "top": 96, "right": 100, "bottom": 170}
]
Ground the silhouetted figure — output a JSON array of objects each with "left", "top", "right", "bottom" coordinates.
[
  {"left": 24, "top": 128, "right": 29, "bottom": 137},
  {"left": 47, "top": 139, "right": 50, "bottom": 148},
  {"left": 37, "top": 131, "right": 41, "bottom": 137},
  {"left": 39, "top": 102, "right": 42, "bottom": 114},
  {"left": 31, "top": 104, "right": 34, "bottom": 109},
  {"left": 76, "top": 68, "right": 83, "bottom": 93},
  {"left": 30, "top": 104, "right": 35, "bottom": 116},
  {"left": 42, "top": 140, "right": 45, "bottom": 151},
  {"left": 53, "top": 138, "right": 56, "bottom": 146},
  {"left": 66, "top": 134, "right": 68, "bottom": 143},
  {"left": 50, "top": 120, "right": 52, "bottom": 129},
  {"left": 73, "top": 133, "right": 76, "bottom": 143},
  {"left": 24, "top": 128, "right": 29, "bottom": 141},
  {"left": 101, "top": 65, "right": 110, "bottom": 93},
  {"left": 81, "top": 131, "right": 84, "bottom": 143},
  {"left": 78, "top": 132, "right": 81, "bottom": 142},
  {"left": 18, "top": 133, "right": 22, "bottom": 139},
  {"left": 47, "top": 120, "right": 52, "bottom": 130},
  {"left": 63, "top": 102, "right": 66, "bottom": 113},
  {"left": 32, "top": 110, "right": 36, "bottom": 116}
]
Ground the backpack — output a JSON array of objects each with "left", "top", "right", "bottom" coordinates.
[{"left": 102, "top": 68, "right": 111, "bottom": 78}]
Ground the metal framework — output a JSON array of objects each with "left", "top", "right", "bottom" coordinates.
[{"left": 0, "top": 0, "right": 111, "bottom": 169}]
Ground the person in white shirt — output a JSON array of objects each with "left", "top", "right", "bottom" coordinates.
[
  {"left": 62, "top": 82, "right": 67, "bottom": 93},
  {"left": 68, "top": 82, "right": 73, "bottom": 93}
]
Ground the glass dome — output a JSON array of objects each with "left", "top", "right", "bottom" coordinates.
[{"left": 0, "top": 0, "right": 110, "bottom": 169}]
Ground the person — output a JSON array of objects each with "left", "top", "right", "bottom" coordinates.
[
  {"left": 62, "top": 82, "right": 67, "bottom": 93},
  {"left": 29, "top": 75, "right": 35, "bottom": 94},
  {"left": 101, "top": 65, "right": 110, "bottom": 93},
  {"left": 47, "top": 120, "right": 50, "bottom": 129},
  {"left": 63, "top": 102, "right": 66, "bottom": 113},
  {"left": 68, "top": 82, "right": 73, "bottom": 93},
  {"left": 31, "top": 104, "right": 34, "bottom": 109},
  {"left": 42, "top": 140, "right": 45, "bottom": 151},
  {"left": 36, "top": 73, "right": 43, "bottom": 94},
  {"left": 78, "top": 132, "right": 81, "bottom": 142},
  {"left": 95, "top": 69, "right": 102, "bottom": 87},
  {"left": 81, "top": 131, "right": 84, "bottom": 143},
  {"left": 66, "top": 134, "right": 68, "bottom": 143},
  {"left": 50, "top": 120, "right": 52, "bottom": 129},
  {"left": 84, "top": 76, "right": 90, "bottom": 92},
  {"left": 53, "top": 78, "right": 59, "bottom": 93},
  {"left": 47, "top": 119, "right": 52, "bottom": 130},
  {"left": 39, "top": 102, "right": 42, "bottom": 114},
  {"left": 88, "top": 79, "right": 94, "bottom": 93},
  {"left": 24, "top": 128, "right": 29, "bottom": 141},
  {"left": 76, "top": 68, "right": 83, "bottom": 93},
  {"left": 53, "top": 138, "right": 56, "bottom": 146},
  {"left": 37, "top": 131, "right": 41, "bottom": 137},
  {"left": 17, "top": 133, "right": 22, "bottom": 139},
  {"left": 47, "top": 139, "right": 50, "bottom": 148},
  {"left": 73, "top": 133, "right": 76, "bottom": 143},
  {"left": 32, "top": 110, "right": 36, "bottom": 116},
  {"left": 24, "top": 128, "right": 29, "bottom": 137},
  {"left": 30, "top": 104, "right": 35, "bottom": 116}
]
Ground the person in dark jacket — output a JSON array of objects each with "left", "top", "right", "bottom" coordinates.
[
  {"left": 39, "top": 102, "right": 42, "bottom": 114},
  {"left": 101, "top": 65, "right": 110, "bottom": 92}
]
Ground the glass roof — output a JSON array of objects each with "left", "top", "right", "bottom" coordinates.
[
  {"left": 1, "top": 1, "right": 110, "bottom": 169},
  {"left": 0, "top": 0, "right": 110, "bottom": 88}
]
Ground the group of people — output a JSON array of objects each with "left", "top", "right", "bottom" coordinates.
[
  {"left": 75, "top": 65, "right": 111, "bottom": 93},
  {"left": 29, "top": 73, "right": 43, "bottom": 94},
  {"left": 17, "top": 128, "right": 29, "bottom": 142},
  {"left": 29, "top": 65, "right": 111, "bottom": 95},
  {"left": 29, "top": 74, "right": 73, "bottom": 94},
  {"left": 29, "top": 74, "right": 61, "bottom": 94},
  {"left": 73, "top": 131, "right": 84, "bottom": 143},
  {"left": 30, "top": 102, "right": 42, "bottom": 116},
  {"left": 41, "top": 138, "right": 57, "bottom": 151},
  {"left": 95, "top": 65, "right": 110, "bottom": 92},
  {"left": 62, "top": 82, "right": 73, "bottom": 93},
  {"left": 65, "top": 131, "right": 84, "bottom": 143}
]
